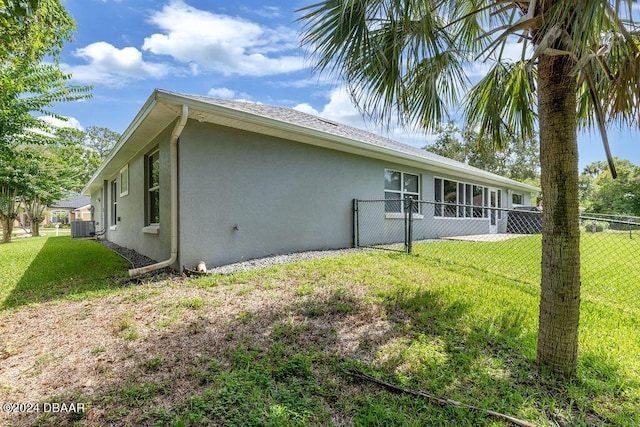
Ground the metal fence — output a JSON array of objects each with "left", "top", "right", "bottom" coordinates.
[
  {"left": 353, "top": 198, "right": 640, "bottom": 310},
  {"left": 354, "top": 198, "right": 545, "bottom": 251}
]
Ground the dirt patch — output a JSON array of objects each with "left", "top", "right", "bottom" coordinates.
[{"left": 0, "top": 271, "right": 399, "bottom": 426}]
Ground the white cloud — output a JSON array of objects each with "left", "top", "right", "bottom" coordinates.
[
  {"left": 272, "top": 75, "right": 334, "bottom": 88},
  {"left": 39, "top": 115, "right": 84, "bottom": 131},
  {"left": 207, "top": 87, "right": 253, "bottom": 101},
  {"left": 64, "top": 42, "right": 170, "bottom": 87},
  {"left": 294, "top": 87, "right": 435, "bottom": 149},
  {"left": 294, "top": 88, "right": 364, "bottom": 126},
  {"left": 207, "top": 87, "right": 236, "bottom": 99},
  {"left": 291, "top": 103, "right": 318, "bottom": 116},
  {"left": 240, "top": 6, "right": 282, "bottom": 19},
  {"left": 142, "top": 0, "right": 306, "bottom": 76}
]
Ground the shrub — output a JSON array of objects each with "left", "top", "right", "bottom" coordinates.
[{"left": 583, "top": 220, "right": 610, "bottom": 233}]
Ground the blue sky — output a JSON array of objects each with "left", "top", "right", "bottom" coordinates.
[{"left": 48, "top": 0, "right": 640, "bottom": 171}]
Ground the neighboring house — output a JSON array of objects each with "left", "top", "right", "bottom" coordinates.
[
  {"left": 15, "top": 194, "right": 92, "bottom": 229},
  {"left": 83, "top": 89, "right": 539, "bottom": 274},
  {"left": 46, "top": 194, "right": 92, "bottom": 225}
]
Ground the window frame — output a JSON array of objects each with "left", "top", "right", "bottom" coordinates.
[
  {"left": 146, "top": 149, "right": 160, "bottom": 226},
  {"left": 384, "top": 169, "right": 420, "bottom": 214},
  {"left": 110, "top": 179, "right": 118, "bottom": 228},
  {"left": 119, "top": 164, "right": 129, "bottom": 197},
  {"left": 512, "top": 192, "right": 524, "bottom": 206}
]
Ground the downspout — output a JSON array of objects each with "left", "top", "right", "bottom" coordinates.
[{"left": 129, "top": 104, "right": 188, "bottom": 277}]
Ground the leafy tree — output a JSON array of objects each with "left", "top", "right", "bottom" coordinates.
[
  {"left": 0, "top": 150, "right": 29, "bottom": 242},
  {"left": 426, "top": 122, "right": 539, "bottom": 182},
  {"left": 1, "top": 0, "right": 87, "bottom": 155},
  {"left": 52, "top": 127, "right": 104, "bottom": 193},
  {"left": 0, "top": 61, "right": 90, "bottom": 152},
  {"left": 0, "top": 0, "right": 74, "bottom": 63},
  {"left": 19, "top": 143, "right": 71, "bottom": 237},
  {"left": 299, "top": 1, "right": 640, "bottom": 376},
  {"left": 48, "top": 125, "right": 120, "bottom": 193},
  {"left": 0, "top": 0, "right": 88, "bottom": 242},
  {"left": 580, "top": 158, "right": 640, "bottom": 215},
  {"left": 85, "top": 126, "right": 120, "bottom": 160},
  {"left": 0, "top": 62, "right": 90, "bottom": 242}
]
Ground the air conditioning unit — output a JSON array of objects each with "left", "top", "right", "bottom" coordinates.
[{"left": 71, "top": 220, "right": 96, "bottom": 238}]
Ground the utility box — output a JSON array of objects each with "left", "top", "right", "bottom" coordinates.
[{"left": 71, "top": 220, "right": 96, "bottom": 238}]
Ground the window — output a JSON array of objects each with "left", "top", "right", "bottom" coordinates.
[
  {"left": 384, "top": 169, "right": 419, "bottom": 213},
  {"left": 443, "top": 179, "right": 457, "bottom": 217},
  {"left": 512, "top": 193, "right": 523, "bottom": 205},
  {"left": 473, "top": 185, "right": 484, "bottom": 218},
  {"left": 111, "top": 180, "right": 117, "bottom": 226},
  {"left": 146, "top": 150, "right": 160, "bottom": 225},
  {"left": 435, "top": 178, "right": 495, "bottom": 219},
  {"left": 51, "top": 210, "right": 69, "bottom": 224},
  {"left": 119, "top": 164, "right": 129, "bottom": 197}
]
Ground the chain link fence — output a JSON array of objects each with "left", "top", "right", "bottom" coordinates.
[{"left": 353, "top": 198, "right": 640, "bottom": 311}]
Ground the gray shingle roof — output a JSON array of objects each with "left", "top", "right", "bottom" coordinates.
[
  {"left": 172, "top": 91, "right": 522, "bottom": 183},
  {"left": 51, "top": 194, "right": 90, "bottom": 209}
]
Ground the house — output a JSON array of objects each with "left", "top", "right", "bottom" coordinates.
[
  {"left": 46, "top": 194, "right": 92, "bottom": 224},
  {"left": 15, "top": 194, "right": 91, "bottom": 229},
  {"left": 83, "top": 89, "right": 539, "bottom": 276}
]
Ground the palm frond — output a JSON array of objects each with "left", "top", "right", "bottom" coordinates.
[
  {"left": 299, "top": 0, "right": 466, "bottom": 130},
  {"left": 464, "top": 60, "right": 536, "bottom": 149},
  {"left": 299, "top": 0, "right": 640, "bottom": 179}
]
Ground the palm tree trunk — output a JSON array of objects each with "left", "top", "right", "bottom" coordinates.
[{"left": 536, "top": 54, "right": 581, "bottom": 377}]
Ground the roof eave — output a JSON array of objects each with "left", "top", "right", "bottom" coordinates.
[
  {"left": 82, "top": 90, "right": 165, "bottom": 195},
  {"left": 84, "top": 89, "right": 539, "bottom": 197}
]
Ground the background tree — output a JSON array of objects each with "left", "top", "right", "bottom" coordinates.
[
  {"left": 84, "top": 126, "right": 120, "bottom": 160},
  {"left": 51, "top": 126, "right": 120, "bottom": 193},
  {"left": 19, "top": 143, "right": 71, "bottom": 237},
  {"left": 580, "top": 158, "right": 640, "bottom": 215},
  {"left": 0, "top": 150, "right": 29, "bottom": 242},
  {"left": 299, "top": 1, "right": 640, "bottom": 376},
  {"left": 426, "top": 122, "right": 540, "bottom": 182}
]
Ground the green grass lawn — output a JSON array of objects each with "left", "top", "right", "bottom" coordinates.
[
  {"left": 0, "top": 236, "right": 129, "bottom": 309},
  {"left": 2, "top": 234, "right": 639, "bottom": 426}
]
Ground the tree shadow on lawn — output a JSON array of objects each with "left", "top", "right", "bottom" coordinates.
[
  {"left": 1, "top": 237, "right": 130, "bottom": 309},
  {"left": 10, "top": 273, "right": 637, "bottom": 427}
]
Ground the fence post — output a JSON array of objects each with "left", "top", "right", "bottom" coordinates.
[
  {"left": 405, "top": 197, "right": 413, "bottom": 254},
  {"left": 404, "top": 197, "right": 408, "bottom": 252},
  {"left": 352, "top": 199, "right": 359, "bottom": 248}
]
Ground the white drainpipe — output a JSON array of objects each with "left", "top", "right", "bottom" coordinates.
[{"left": 129, "top": 105, "right": 188, "bottom": 277}]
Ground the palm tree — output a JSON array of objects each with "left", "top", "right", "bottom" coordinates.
[{"left": 299, "top": 0, "right": 640, "bottom": 377}]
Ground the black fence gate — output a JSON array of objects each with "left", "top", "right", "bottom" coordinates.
[{"left": 352, "top": 197, "right": 417, "bottom": 253}]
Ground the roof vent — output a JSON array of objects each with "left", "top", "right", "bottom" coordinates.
[{"left": 318, "top": 118, "right": 339, "bottom": 127}]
